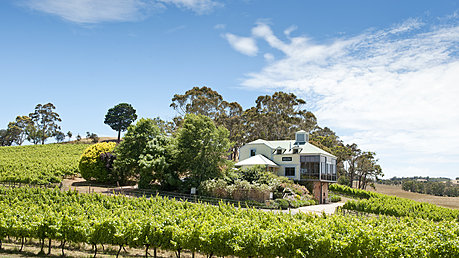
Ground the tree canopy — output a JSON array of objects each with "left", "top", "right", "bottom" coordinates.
[
  {"left": 170, "top": 87, "right": 316, "bottom": 161},
  {"left": 29, "top": 103, "right": 62, "bottom": 145},
  {"left": 113, "top": 118, "right": 162, "bottom": 185},
  {"left": 170, "top": 86, "right": 382, "bottom": 189},
  {"left": 175, "top": 114, "right": 231, "bottom": 187},
  {"left": 243, "top": 91, "right": 317, "bottom": 142},
  {"left": 104, "top": 103, "right": 137, "bottom": 142}
]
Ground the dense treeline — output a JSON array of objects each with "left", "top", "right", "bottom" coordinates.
[
  {"left": 379, "top": 176, "right": 452, "bottom": 185},
  {"left": 170, "top": 87, "right": 383, "bottom": 189},
  {"left": 0, "top": 103, "right": 98, "bottom": 146},
  {"left": 0, "top": 103, "right": 65, "bottom": 146},
  {"left": 0, "top": 186, "right": 458, "bottom": 257},
  {"left": 0, "top": 144, "right": 88, "bottom": 184},
  {"left": 75, "top": 87, "right": 383, "bottom": 192},
  {"left": 80, "top": 115, "right": 232, "bottom": 191},
  {"left": 330, "top": 184, "right": 459, "bottom": 221},
  {"left": 1, "top": 87, "right": 383, "bottom": 188},
  {"left": 402, "top": 180, "right": 459, "bottom": 197}
]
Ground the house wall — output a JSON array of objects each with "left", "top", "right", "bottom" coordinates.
[
  {"left": 240, "top": 143, "right": 302, "bottom": 180},
  {"left": 313, "top": 181, "right": 329, "bottom": 204},
  {"left": 239, "top": 143, "right": 337, "bottom": 182},
  {"left": 239, "top": 143, "right": 273, "bottom": 161},
  {"left": 272, "top": 154, "right": 301, "bottom": 180}
]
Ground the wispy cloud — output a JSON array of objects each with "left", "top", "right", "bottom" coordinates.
[
  {"left": 158, "top": 0, "right": 222, "bottom": 15},
  {"left": 214, "top": 23, "right": 226, "bottom": 30},
  {"left": 228, "top": 17, "right": 459, "bottom": 178},
  {"left": 223, "top": 33, "right": 258, "bottom": 56},
  {"left": 21, "top": 0, "right": 221, "bottom": 24}
]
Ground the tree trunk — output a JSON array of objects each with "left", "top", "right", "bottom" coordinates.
[
  {"left": 48, "top": 238, "right": 52, "bottom": 255},
  {"left": 61, "top": 240, "right": 66, "bottom": 256},
  {"left": 40, "top": 238, "right": 45, "bottom": 254},
  {"left": 349, "top": 161, "right": 355, "bottom": 188},
  {"left": 232, "top": 148, "right": 239, "bottom": 161},
  {"left": 93, "top": 244, "right": 97, "bottom": 258},
  {"left": 20, "top": 237, "right": 24, "bottom": 251},
  {"left": 117, "top": 129, "right": 121, "bottom": 143},
  {"left": 117, "top": 245, "right": 122, "bottom": 258},
  {"left": 42, "top": 121, "right": 46, "bottom": 145}
]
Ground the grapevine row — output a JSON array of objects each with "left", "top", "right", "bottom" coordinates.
[
  {"left": 0, "top": 186, "right": 458, "bottom": 257},
  {"left": 330, "top": 184, "right": 459, "bottom": 221},
  {"left": 0, "top": 144, "right": 88, "bottom": 184}
]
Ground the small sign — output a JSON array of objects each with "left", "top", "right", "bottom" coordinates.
[
  {"left": 269, "top": 192, "right": 273, "bottom": 199},
  {"left": 190, "top": 187, "right": 196, "bottom": 195}
]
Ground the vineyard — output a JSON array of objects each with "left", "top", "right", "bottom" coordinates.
[
  {"left": 330, "top": 184, "right": 459, "bottom": 221},
  {"left": 0, "top": 144, "right": 88, "bottom": 185},
  {"left": 0, "top": 186, "right": 458, "bottom": 257}
]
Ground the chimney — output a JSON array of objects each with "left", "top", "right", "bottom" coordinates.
[{"left": 295, "top": 130, "right": 308, "bottom": 144}]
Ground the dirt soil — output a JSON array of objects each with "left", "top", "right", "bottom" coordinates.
[
  {"left": 369, "top": 183, "right": 459, "bottom": 209},
  {"left": 0, "top": 239, "right": 204, "bottom": 257},
  {"left": 61, "top": 177, "right": 131, "bottom": 194}
]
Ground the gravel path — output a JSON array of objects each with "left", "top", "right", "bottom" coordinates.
[{"left": 267, "top": 202, "right": 345, "bottom": 215}]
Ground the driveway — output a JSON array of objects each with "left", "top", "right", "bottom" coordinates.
[{"left": 267, "top": 202, "right": 345, "bottom": 215}]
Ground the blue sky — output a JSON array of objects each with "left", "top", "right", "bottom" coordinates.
[{"left": 1, "top": 0, "right": 458, "bottom": 179}]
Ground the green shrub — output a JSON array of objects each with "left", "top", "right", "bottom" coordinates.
[
  {"left": 329, "top": 183, "right": 380, "bottom": 199},
  {"left": 275, "top": 198, "right": 289, "bottom": 209},
  {"left": 200, "top": 179, "right": 271, "bottom": 202},
  {"left": 337, "top": 175, "right": 350, "bottom": 186},
  {"left": 265, "top": 200, "right": 279, "bottom": 209},
  {"left": 79, "top": 142, "right": 116, "bottom": 183},
  {"left": 113, "top": 118, "right": 162, "bottom": 186},
  {"left": 199, "top": 179, "right": 230, "bottom": 198},
  {"left": 288, "top": 199, "right": 315, "bottom": 208},
  {"left": 329, "top": 194, "right": 342, "bottom": 202},
  {"left": 240, "top": 165, "right": 270, "bottom": 183}
]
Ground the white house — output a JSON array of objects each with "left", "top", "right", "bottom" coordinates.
[{"left": 235, "top": 130, "right": 337, "bottom": 203}]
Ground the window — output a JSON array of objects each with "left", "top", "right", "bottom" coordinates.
[
  {"left": 300, "top": 155, "right": 320, "bottom": 179},
  {"left": 250, "top": 149, "right": 256, "bottom": 157},
  {"left": 296, "top": 133, "right": 305, "bottom": 142},
  {"left": 285, "top": 167, "right": 295, "bottom": 176},
  {"left": 292, "top": 148, "right": 299, "bottom": 154},
  {"left": 276, "top": 149, "right": 283, "bottom": 154},
  {"left": 282, "top": 157, "right": 292, "bottom": 161}
]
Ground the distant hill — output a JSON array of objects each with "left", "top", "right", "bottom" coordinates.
[
  {"left": 370, "top": 183, "right": 459, "bottom": 209},
  {"left": 65, "top": 137, "right": 118, "bottom": 144},
  {"left": 378, "top": 176, "right": 453, "bottom": 185}
]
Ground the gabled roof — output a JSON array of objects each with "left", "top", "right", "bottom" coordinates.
[
  {"left": 235, "top": 154, "right": 279, "bottom": 167},
  {"left": 246, "top": 139, "right": 336, "bottom": 158}
]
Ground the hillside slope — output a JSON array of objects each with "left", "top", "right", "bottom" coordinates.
[
  {"left": 0, "top": 144, "right": 89, "bottom": 184},
  {"left": 370, "top": 183, "right": 459, "bottom": 209}
]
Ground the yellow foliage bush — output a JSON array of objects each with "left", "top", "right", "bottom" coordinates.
[{"left": 78, "top": 142, "right": 116, "bottom": 182}]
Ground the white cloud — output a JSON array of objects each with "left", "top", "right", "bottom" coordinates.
[
  {"left": 264, "top": 53, "right": 274, "bottom": 62},
  {"left": 228, "top": 19, "right": 459, "bottom": 179},
  {"left": 21, "top": 0, "right": 221, "bottom": 24},
  {"left": 214, "top": 23, "right": 226, "bottom": 30},
  {"left": 158, "top": 0, "right": 222, "bottom": 14},
  {"left": 284, "top": 25, "right": 297, "bottom": 36},
  {"left": 223, "top": 33, "right": 258, "bottom": 56}
]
